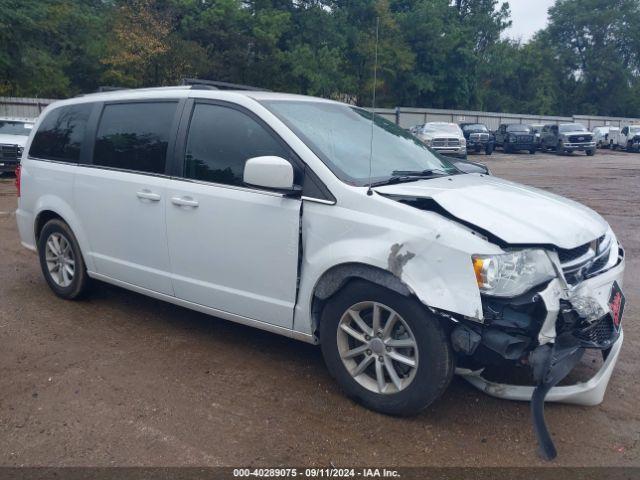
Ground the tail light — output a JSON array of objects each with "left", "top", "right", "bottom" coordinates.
[{"left": 15, "top": 164, "right": 21, "bottom": 197}]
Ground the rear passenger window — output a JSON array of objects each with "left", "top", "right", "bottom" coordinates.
[
  {"left": 29, "top": 103, "right": 92, "bottom": 162},
  {"left": 93, "top": 102, "right": 177, "bottom": 174},
  {"left": 184, "top": 103, "right": 289, "bottom": 186}
]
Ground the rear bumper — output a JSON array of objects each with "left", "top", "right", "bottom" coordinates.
[{"left": 16, "top": 207, "right": 36, "bottom": 250}]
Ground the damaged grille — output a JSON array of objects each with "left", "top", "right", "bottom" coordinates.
[
  {"left": 575, "top": 315, "right": 615, "bottom": 345},
  {"left": 558, "top": 234, "right": 612, "bottom": 285},
  {"left": 557, "top": 302, "right": 618, "bottom": 348}
]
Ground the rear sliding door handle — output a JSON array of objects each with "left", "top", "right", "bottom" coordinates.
[
  {"left": 136, "top": 190, "right": 161, "bottom": 202},
  {"left": 171, "top": 196, "right": 199, "bottom": 208}
]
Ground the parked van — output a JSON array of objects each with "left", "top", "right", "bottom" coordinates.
[{"left": 16, "top": 86, "right": 625, "bottom": 458}]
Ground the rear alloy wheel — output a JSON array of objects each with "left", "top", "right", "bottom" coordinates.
[
  {"left": 320, "top": 281, "right": 454, "bottom": 416},
  {"left": 38, "top": 219, "right": 89, "bottom": 300}
]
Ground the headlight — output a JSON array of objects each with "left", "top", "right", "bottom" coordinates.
[
  {"left": 17, "top": 146, "right": 24, "bottom": 157},
  {"left": 460, "top": 138, "right": 466, "bottom": 147},
  {"left": 472, "top": 249, "right": 556, "bottom": 297},
  {"left": 509, "top": 135, "right": 517, "bottom": 142},
  {"left": 424, "top": 138, "right": 433, "bottom": 146}
]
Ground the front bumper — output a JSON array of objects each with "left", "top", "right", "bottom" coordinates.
[
  {"left": 458, "top": 329, "right": 622, "bottom": 406},
  {"left": 456, "top": 247, "right": 625, "bottom": 406},
  {"left": 434, "top": 147, "right": 467, "bottom": 158},
  {"left": 562, "top": 141, "right": 596, "bottom": 150},
  {"left": 508, "top": 142, "right": 536, "bottom": 151}
]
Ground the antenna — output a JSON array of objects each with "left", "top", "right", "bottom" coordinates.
[{"left": 366, "top": 17, "right": 380, "bottom": 196}]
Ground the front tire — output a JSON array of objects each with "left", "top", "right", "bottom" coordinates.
[
  {"left": 320, "top": 281, "right": 454, "bottom": 416},
  {"left": 586, "top": 149, "right": 595, "bottom": 156},
  {"left": 485, "top": 145, "right": 494, "bottom": 155},
  {"left": 38, "top": 219, "right": 89, "bottom": 300}
]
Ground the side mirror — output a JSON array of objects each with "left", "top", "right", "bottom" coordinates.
[{"left": 243, "top": 156, "right": 298, "bottom": 192}]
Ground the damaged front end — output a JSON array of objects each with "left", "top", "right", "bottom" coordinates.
[{"left": 451, "top": 239, "right": 626, "bottom": 460}]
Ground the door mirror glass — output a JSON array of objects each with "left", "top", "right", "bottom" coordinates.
[{"left": 244, "top": 156, "right": 296, "bottom": 191}]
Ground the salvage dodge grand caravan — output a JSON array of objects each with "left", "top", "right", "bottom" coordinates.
[{"left": 16, "top": 86, "right": 625, "bottom": 459}]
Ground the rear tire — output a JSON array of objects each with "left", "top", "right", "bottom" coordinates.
[
  {"left": 320, "top": 280, "right": 454, "bottom": 416},
  {"left": 38, "top": 219, "right": 89, "bottom": 300},
  {"left": 529, "top": 148, "right": 536, "bottom": 155}
]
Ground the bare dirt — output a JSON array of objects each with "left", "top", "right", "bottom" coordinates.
[{"left": 0, "top": 149, "right": 638, "bottom": 467}]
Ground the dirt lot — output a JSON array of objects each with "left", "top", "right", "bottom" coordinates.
[{"left": 0, "top": 149, "right": 639, "bottom": 467}]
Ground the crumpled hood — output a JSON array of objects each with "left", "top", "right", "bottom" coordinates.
[
  {"left": 375, "top": 174, "right": 608, "bottom": 249},
  {"left": 0, "top": 134, "right": 28, "bottom": 147}
]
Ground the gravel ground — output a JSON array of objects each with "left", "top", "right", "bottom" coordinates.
[{"left": 0, "top": 148, "right": 638, "bottom": 467}]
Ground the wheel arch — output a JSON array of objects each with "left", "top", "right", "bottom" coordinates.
[
  {"left": 32, "top": 197, "right": 95, "bottom": 272},
  {"left": 310, "top": 262, "right": 415, "bottom": 339}
]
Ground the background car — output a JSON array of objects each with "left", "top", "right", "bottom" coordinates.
[
  {"left": 459, "top": 123, "right": 494, "bottom": 155},
  {"left": 494, "top": 124, "right": 537, "bottom": 154},
  {"left": 0, "top": 117, "right": 34, "bottom": 175},
  {"left": 411, "top": 122, "right": 467, "bottom": 159},
  {"left": 540, "top": 123, "right": 596, "bottom": 156}
]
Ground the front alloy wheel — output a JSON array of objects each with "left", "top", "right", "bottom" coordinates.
[
  {"left": 320, "top": 280, "right": 454, "bottom": 416},
  {"left": 337, "top": 301, "right": 418, "bottom": 394}
]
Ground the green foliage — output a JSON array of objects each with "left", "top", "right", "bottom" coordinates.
[{"left": 0, "top": 0, "right": 638, "bottom": 117}]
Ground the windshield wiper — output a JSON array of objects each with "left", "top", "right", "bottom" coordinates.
[
  {"left": 368, "top": 169, "right": 451, "bottom": 188},
  {"left": 390, "top": 168, "right": 450, "bottom": 177}
]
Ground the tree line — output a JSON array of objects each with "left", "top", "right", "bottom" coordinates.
[{"left": 1, "top": 0, "right": 639, "bottom": 117}]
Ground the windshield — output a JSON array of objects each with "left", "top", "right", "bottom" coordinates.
[
  {"left": 0, "top": 120, "right": 33, "bottom": 136},
  {"left": 559, "top": 123, "right": 587, "bottom": 133},
  {"left": 261, "top": 100, "right": 458, "bottom": 186},
  {"left": 506, "top": 125, "right": 531, "bottom": 133},
  {"left": 422, "top": 124, "right": 461, "bottom": 135},
  {"left": 462, "top": 124, "right": 488, "bottom": 132}
]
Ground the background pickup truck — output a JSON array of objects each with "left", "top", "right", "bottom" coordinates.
[
  {"left": 0, "top": 118, "right": 34, "bottom": 175},
  {"left": 494, "top": 124, "right": 536, "bottom": 154},
  {"left": 612, "top": 124, "right": 640, "bottom": 152},
  {"left": 540, "top": 123, "right": 596, "bottom": 156}
]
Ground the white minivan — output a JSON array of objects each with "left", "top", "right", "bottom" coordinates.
[{"left": 16, "top": 85, "right": 625, "bottom": 458}]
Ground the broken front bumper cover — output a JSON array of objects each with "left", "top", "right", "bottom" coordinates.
[{"left": 456, "top": 328, "right": 623, "bottom": 407}]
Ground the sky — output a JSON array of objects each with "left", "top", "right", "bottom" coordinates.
[{"left": 501, "top": 0, "right": 556, "bottom": 43}]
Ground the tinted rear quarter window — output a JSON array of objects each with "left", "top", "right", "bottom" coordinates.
[
  {"left": 29, "top": 103, "right": 92, "bottom": 162},
  {"left": 93, "top": 102, "right": 177, "bottom": 174}
]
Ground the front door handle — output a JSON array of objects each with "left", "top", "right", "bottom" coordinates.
[
  {"left": 136, "top": 189, "right": 161, "bottom": 202},
  {"left": 171, "top": 196, "right": 199, "bottom": 208}
]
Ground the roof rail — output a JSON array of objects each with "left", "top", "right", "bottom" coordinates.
[
  {"left": 181, "top": 78, "right": 270, "bottom": 91},
  {"left": 96, "top": 86, "right": 128, "bottom": 93}
]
